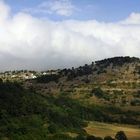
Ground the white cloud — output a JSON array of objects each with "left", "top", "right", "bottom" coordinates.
[
  {"left": 0, "top": 1, "right": 140, "bottom": 71},
  {"left": 121, "top": 13, "right": 140, "bottom": 25},
  {"left": 0, "top": 0, "right": 10, "bottom": 20},
  {"left": 24, "top": 0, "right": 76, "bottom": 17}
]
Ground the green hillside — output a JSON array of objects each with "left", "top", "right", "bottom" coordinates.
[{"left": 0, "top": 56, "right": 140, "bottom": 140}]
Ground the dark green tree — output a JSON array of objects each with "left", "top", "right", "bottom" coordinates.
[
  {"left": 104, "top": 136, "right": 114, "bottom": 140},
  {"left": 115, "top": 131, "right": 128, "bottom": 140}
]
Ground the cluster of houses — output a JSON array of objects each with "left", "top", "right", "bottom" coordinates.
[{"left": 0, "top": 70, "right": 59, "bottom": 81}]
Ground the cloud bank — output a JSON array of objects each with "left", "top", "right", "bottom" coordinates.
[{"left": 0, "top": 1, "right": 140, "bottom": 71}]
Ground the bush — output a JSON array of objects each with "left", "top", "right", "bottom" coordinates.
[
  {"left": 115, "top": 131, "right": 128, "bottom": 140},
  {"left": 36, "top": 74, "right": 60, "bottom": 83},
  {"left": 91, "top": 88, "right": 104, "bottom": 98},
  {"left": 86, "top": 135, "right": 103, "bottom": 140},
  {"left": 104, "top": 136, "right": 114, "bottom": 140},
  {"left": 48, "top": 123, "right": 59, "bottom": 134}
]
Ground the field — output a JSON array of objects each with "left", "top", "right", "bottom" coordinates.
[{"left": 85, "top": 121, "right": 140, "bottom": 140}]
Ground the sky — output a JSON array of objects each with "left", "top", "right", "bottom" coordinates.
[{"left": 0, "top": 0, "right": 140, "bottom": 71}]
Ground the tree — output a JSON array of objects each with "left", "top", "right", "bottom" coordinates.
[
  {"left": 87, "top": 135, "right": 96, "bottom": 140},
  {"left": 91, "top": 87, "right": 104, "bottom": 98},
  {"left": 87, "top": 135, "right": 103, "bottom": 140},
  {"left": 76, "top": 134, "right": 86, "bottom": 140},
  {"left": 48, "top": 123, "right": 57, "bottom": 133},
  {"left": 115, "top": 131, "right": 128, "bottom": 140},
  {"left": 0, "top": 78, "right": 3, "bottom": 83},
  {"left": 104, "top": 136, "right": 114, "bottom": 140}
]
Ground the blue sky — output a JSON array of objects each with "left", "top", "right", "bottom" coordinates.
[{"left": 5, "top": 0, "right": 140, "bottom": 22}]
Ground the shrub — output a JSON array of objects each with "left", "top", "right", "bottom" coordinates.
[
  {"left": 115, "top": 131, "right": 128, "bottom": 140},
  {"left": 104, "top": 136, "right": 114, "bottom": 140}
]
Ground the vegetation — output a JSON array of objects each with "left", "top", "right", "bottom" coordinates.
[
  {"left": 0, "top": 56, "right": 140, "bottom": 139},
  {"left": 115, "top": 131, "right": 128, "bottom": 140},
  {"left": 0, "top": 81, "right": 134, "bottom": 139},
  {"left": 36, "top": 74, "right": 60, "bottom": 83}
]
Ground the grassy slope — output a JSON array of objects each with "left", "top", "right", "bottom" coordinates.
[{"left": 85, "top": 121, "right": 140, "bottom": 140}]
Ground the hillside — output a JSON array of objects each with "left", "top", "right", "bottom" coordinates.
[
  {"left": 0, "top": 56, "right": 140, "bottom": 140},
  {"left": 26, "top": 56, "right": 140, "bottom": 107}
]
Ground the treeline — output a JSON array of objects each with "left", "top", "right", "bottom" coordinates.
[
  {"left": 95, "top": 56, "right": 140, "bottom": 67},
  {"left": 35, "top": 56, "right": 140, "bottom": 83},
  {"left": 36, "top": 74, "right": 60, "bottom": 83}
]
